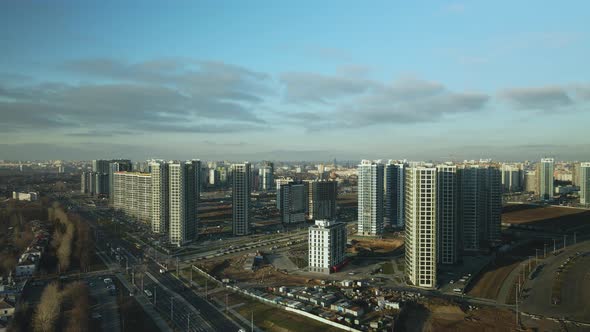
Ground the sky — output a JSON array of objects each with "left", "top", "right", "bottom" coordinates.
[{"left": 1, "top": 1, "right": 589, "bottom": 162}]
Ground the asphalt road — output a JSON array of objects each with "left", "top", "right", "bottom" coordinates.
[
  {"left": 88, "top": 212, "right": 243, "bottom": 332},
  {"left": 521, "top": 240, "right": 590, "bottom": 322},
  {"left": 145, "top": 262, "right": 241, "bottom": 332}
]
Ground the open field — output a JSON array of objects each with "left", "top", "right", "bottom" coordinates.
[
  {"left": 425, "top": 304, "right": 518, "bottom": 332},
  {"left": 502, "top": 205, "right": 590, "bottom": 231},
  {"left": 199, "top": 255, "right": 314, "bottom": 286},
  {"left": 468, "top": 257, "right": 520, "bottom": 299},
  {"left": 349, "top": 236, "right": 404, "bottom": 256},
  {"left": 211, "top": 291, "right": 343, "bottom": 332}
]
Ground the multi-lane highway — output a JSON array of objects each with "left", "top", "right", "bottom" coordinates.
[{"left": 66, "top": 197, "right": 244, "bottom": 332}]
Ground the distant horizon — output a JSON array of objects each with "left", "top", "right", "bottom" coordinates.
[{"left": 1, "top": 155, "right": 587, "bottom": 165}]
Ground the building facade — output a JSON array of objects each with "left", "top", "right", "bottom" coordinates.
[
  {"left": 457, "top": 165, "right": 502, "bottom": 251},
  {"left": 436, "top": 164, "right": 458, "bottom": 265},
  {"left": 308, "top": 220, "right": 347, "bottom": 274},
  {"left": 81, "top": 171, "right": 96, "bottom": 195},
  {"left": 580, "top": 162, "right": 590, "bottom": 206},
  {"left": 149, "top": 161, "right": 169, "bottom": 234},
  {"left": 112, "top": 171, "right": 152, "bottom": 223},
  {"left": 232, "top": 163, "right": 251, "bottom": 236},
  {"left": 279, "top": 182, "right": 306, "bottom": 224},
  {"left": 357, "top": 160, "right": 384, "bottom": 236},
  {"left": 306, "top": 180, "right": 338, "bottom": 221},
  {"left": 538, "top": 158, "right": 555, "bottom": 200},
  {"left": 109, "top": 160, "right": 132, "bottom": 203},
  {"left": 385, "top": 161, "right": 405, "bottom": 228},
  {"left": 405, "top": 166, "right": 437, "bottom": 289},
  {"left": 168, "top": 161, "right": 198, "bottom": 247},
  {"left": 258, "top": 161, "right": 274, "bottom": 191},
  {"left": 501, "top": 163, "right": 523, "bottom": 192}
]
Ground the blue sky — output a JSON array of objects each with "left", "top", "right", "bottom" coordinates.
[{"left": 1, "top": 1, "right": 589, "bottom": 161}]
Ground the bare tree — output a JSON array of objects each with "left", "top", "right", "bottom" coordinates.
[
  {"left": 63, "top": 282, "right": 90, "bottom": 332},
  {"left": 57, "top": 222, "right": 75, "bottom": 272},
  {"left": 33, "top": 282, "right": 62, "bottom": 332}
]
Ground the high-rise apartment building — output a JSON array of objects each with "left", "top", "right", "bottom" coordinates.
[
  {"left": 112, "top": 171, "right": 151, "bottom": 223},
  {"left": 81, "top": 171, "right": 96, "bottom": 195},
  {"left": 572, "top": 162, "right": 581, "bottom": 187},
  {"left": 92, "top": 160, "right": 111, "bottom": 195},
  {"left": 357, "top": 160, "right": 384, "bottom": 236},
  {"left": 232, "top": 163, "right": 251, "bottom": 236},
  {"left": 259, "top": 161, "right": 274, "bottom": 191},
  {"left": 538, "top": 158, "right": 555, "bottom": 200},
  {"left": 457, "top": 165, "right": 502, "bottom": 251},
  {"left": 524, "top": 170, "right": 538, "bottom": 193},
  {"left": 436, "top": 164, "right": 458, "bottom": 265},
  {"left": 308, "top": 220, "right": 347, "bottom": 274},
  {"left": 109, "top": 160, "right": 132, "bottom": 203},
  {"left": 501, "top": 163, "right": 523, "bottom": 192},
  {"left": 276, "top": 178, "right": 294, "bottom": 209},
  {"left": 405, "top": 166, "right": 437, "bottom": 289},
  {"left": 149, "top": 161, "right": 169, "bottom": 234},
  {"left": 580, "top": 162, "right": 590, "bottom": 206},
  {"left": 306, "top": 180, "right": 338, "bottom": 221},
  {"left": 385, "top": 161, "right": 405, "bottom": 228},
  {"left": 168, "top": 161, "right": 198, "bottom": 247},
  {"left": 279, "top": 182, "right": 306, "bottom": 224}
]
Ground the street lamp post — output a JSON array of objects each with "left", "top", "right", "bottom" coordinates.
[{"left": 171, "top": 297, "right": 174, "bottom": 321}]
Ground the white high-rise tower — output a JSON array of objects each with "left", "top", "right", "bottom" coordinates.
[
  {"left": 405, "top": 166, "right": 437, "bottom": 289},
  {"left": 232, "top": 163, "right": 251, "bottom": 236},
  {"left": 357, "top": 160, "right": 384, "bottom": 236},
  {"left": 168, "top": 161, "right": 198, "bottom": 247},
  {"left": 538, "top": 158, "right": 554, "bottom": 200},
  {"left": 580, "top": 162, "right": 590, "bottom": 206}
]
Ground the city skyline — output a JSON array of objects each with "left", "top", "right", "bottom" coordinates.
[{"left": 1, "top": 1, "right": 590, "bottom": 161}]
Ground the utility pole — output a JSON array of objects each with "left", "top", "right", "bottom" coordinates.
[
  {"left": 535, "top": 249, "right": 539, "bottom": 265},
  {"left": 132, "top": 267, "right": 135, "bottom": 285},
  {"left": 553, "top": 239, "right": 556, "bottom": 254},
  {"left": 515, "top": 283, "right": 519, "bottom": 326},
  {"left": 187, "top": 313, "right": 190, "bottom": 332},
  {"left": 544, "top": 243, "right": 547, "bottom": 258},
  {"left": 190, "top": 265, "right": 193, "bottom": 286},
  {"left": 226, "top": 294, "right": 229, "bottom": 313},
  {"left": 176, "top": 257, "right": 180, "bottom": 276},
  {"left": 251, "top": 311, "right": 254, "bottom": 332}
]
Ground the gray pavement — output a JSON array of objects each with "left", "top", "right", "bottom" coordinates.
[
  {"left": 521, "top": 240, "right": 590, "bottom": 323},
  {"left": 96, "top": 246, "right": 172, "bottom": 332},
  {"left": 88, "top": 276, "right": 120, "bottom": 332}
]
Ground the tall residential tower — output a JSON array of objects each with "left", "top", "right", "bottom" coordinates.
[
  {"left": 232, "top": 163, "right": 251, "bottom": 236},
  {"left": 357, "top": 160, "right": 384, "bottom": 236},
  {"left": 405, "top": 166, "right": 437, "bottom": 289}
]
